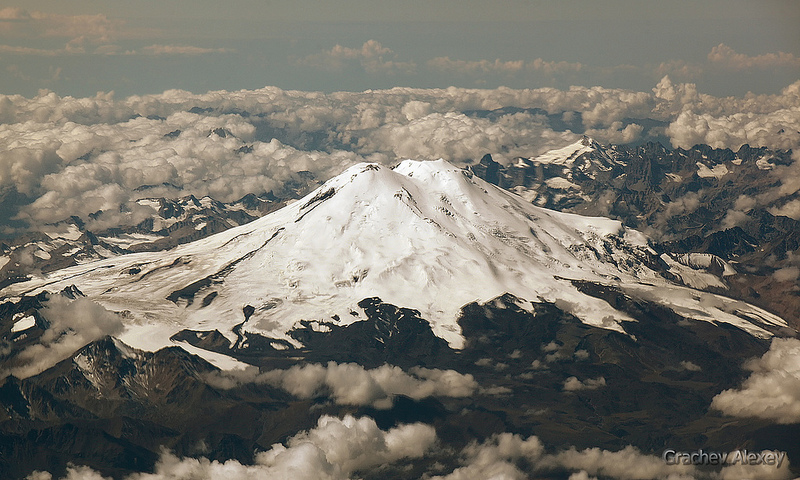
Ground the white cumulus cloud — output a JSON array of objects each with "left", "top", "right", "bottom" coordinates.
[
  {"left": 711, "top": 338, "right": 800, "bottom": 424},
  {"left": 3, "top": 295, "right": 124, "bottom": 379},
  {"left": 205, "top": 361, "right": 477, "bottom": 408},
  {"left": 28, "top": 414, "right": 437, "bottom": 480}
]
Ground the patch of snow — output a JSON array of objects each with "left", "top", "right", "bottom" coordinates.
[
  {"left": 511, "top": 186, "right": 538, "bottom": 203},
  {"left": 676, "top": 253, "right": 737, "bottom": 276},
  {"left": 305, "top": 321, "right": 332, "bottom": 333},
  {"left": 514, "top": 158, "right": 532, "bottom": 168},
  {"left": 756, "top": 157, "right": 775, "bottom": 170},
  {"left": 136, "top": 199, "right": 162, "bottom": 210},
  {"left": 173, "top": 341, "right": 251, "bottom": 371},
  {"left": 545, "top": 177, "right": 580, "bottom": 190},
  {"left": 625, "top": 283, "right": 784, "bottom": 339},
  {"left": 0, "top": 256, "right": 9, "bottom": 269},
  {"left": 661, "top": 254, "right": 727, "bottom": 290},
  {"left": 43, "top": 224, "right": 83, "bottom": 241},
  {"left": 665, "top": 173, "right": 682, "bottom": 182},
  {"left": 11, "top": 315, "right": 36, "bottom": 333},
  {"left": 33, "top": 250, "right": 51, "bottom": 260},
  {"left": 532, "top": 139, "right": 595, "bottom": 167},
  {"left": 92, "top": 245, "right": 115, "bottom": 258},
  {"left": 99, "top": 233, "right": 165, "bottom": 249},
  {"left": 696, "top": 162, "right": 729, "bottom": 179}
]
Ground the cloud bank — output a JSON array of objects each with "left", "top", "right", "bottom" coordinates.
[
  {"left": 1, "top": 77, "right": 798, "bottom": 234},
  {"left": 26, "top": 417, "right": 793, "bottom": 480},
  {"left": 205, "top": 361, "right": 477, "bottom": 408}
]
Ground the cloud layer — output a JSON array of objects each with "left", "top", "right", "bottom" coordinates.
[{"left": 1, "top": 77, "right": 798, "bottom": 234}]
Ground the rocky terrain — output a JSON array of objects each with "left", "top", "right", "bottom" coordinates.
[{"left": 471, "top": 138, "right": 800, "bottom": 329}]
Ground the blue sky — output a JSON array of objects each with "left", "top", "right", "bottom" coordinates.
[{"left": 0, "top": 0, "right": 798, "bottom": 97}]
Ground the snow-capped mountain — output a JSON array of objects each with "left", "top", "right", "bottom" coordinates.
[
  {"left": 3, "top": 158, "right": 799, "bottom": 480},
  {"left": 2, "top": 160, "right": 787, "bottom": 358}
]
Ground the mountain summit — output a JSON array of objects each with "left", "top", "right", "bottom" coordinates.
[{"left": 3, "top": 160, "right": 787, "bottom": 354}]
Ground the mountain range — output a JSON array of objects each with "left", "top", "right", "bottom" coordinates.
[{"left": 1, "top": 141, "right": 798, "bottom": 479}]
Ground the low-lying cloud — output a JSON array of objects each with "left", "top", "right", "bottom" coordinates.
[
  {"left": 26, "top": 416, "right": 794, "bottom": 480},
  {"left": 2, "top": 295, "right": 124, "bottom": 379},
  {"left": 27, "top": 414, "right": 437, "bottom": 480},
  {"left": 428, "top": 433, "right": 701, "bottom": 480},
  {"left": 205, "top": 361, "right": 477, "bottom": 408},
  {"left": 711, "top": 337, "right": 800, "bottom": 424},
  {"left": 563, "top": 376, "right": 607, "bottom": 391}
]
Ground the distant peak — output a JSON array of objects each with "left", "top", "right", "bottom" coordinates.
[{"left": 580, "top": 135, "right": 599, "bottom": 148}]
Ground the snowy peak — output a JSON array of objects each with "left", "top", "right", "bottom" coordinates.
[
  {"left": 2, "top": 160, "right": 789, "bottom": 354},
  {"left": 530, "top": 136, "right": 616, "bottom": 170}
]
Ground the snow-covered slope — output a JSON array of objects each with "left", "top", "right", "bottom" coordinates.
[
  {"left": 530, "top": 135, "right": 618, "bottom": 172},
  {"left": 2, "top": 160, "right": 787, "bottom": 351}
]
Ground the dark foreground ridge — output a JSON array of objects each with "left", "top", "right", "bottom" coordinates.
[{"left": 2, "top": 294, "right": 798, "bottom": 478}]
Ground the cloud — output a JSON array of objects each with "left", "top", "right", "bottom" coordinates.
[
  {"left": 769, "top": 199, "right": 800, "bottom": 220},
  {"left": 427, "top": 57, "right": 528, "bottom": 76},
  {"left": 0, "top": 45, "right": 61, "bottom": 56},
  {"left": 0, "top": 9, "right": 121, "bottom": 43},
  {"left": 665, "top": 108, "right": 800, "bottom": 151},
  {"left": 26, "top": 465, "right": 111, "bottom": 480},
  {"left": 659, "top": 76, "right": 800, "bottom": 151},
  {"left": 563, "top": 376, "right": 607, "bottom": 391},
  {"left": 708, "top": 44, "right": 800, "bottom": 71},
  {"left": 0, "top": 8, "right": 229, "bottom": 58},
  {"left": 544, "top": 445, "right": 697, "bottom": 480},
  {"left": 297, "top": 40, "right": 416, "bottom": 75},
  {"left": 3, "top": 296, "right": 124, "bottom": 379},
  {"left": 139, "top": 45, "right": 233, "bottom": 56},
  {"left": 429, "top": 432, "right": 545, "bottom": 480},
  {"left": 716, "top": 460, "right": 794, "bottom": 480},
  {"left": 680, "top": 361, "right": 702, "bottom": 372},
  {"left": 359, "top": 112, "right": 519, "bottom": 163},
  {"left": 430, "top": 433, "right": 697, "bottom": 480},
  {"left": 772, "top": 266, "right": 800, "bottom": 283},
  {"left": 0, "top": 103, "right": 367, "bottom": 230},
  {"left": 654, "top": 60, "right": 705, "bottom": 81},
  {"left": 428, "top": 55, "right": 637, "bottom": 81},
  {"left": 0, "top": 43, "right": 233, "bottom": 57},
  {"left": 29, "top": 414, "right": 437, "bottom": 480},
  {"left": 205, "top": 361, "right": 477, "bottom": 408},
  {"left": 711, "top": 338, "right": 800, "bottom": 424}
]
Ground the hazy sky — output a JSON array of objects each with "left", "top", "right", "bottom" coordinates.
[{"left": 0, "top": 0, "right": 798, "bottom": 97}]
